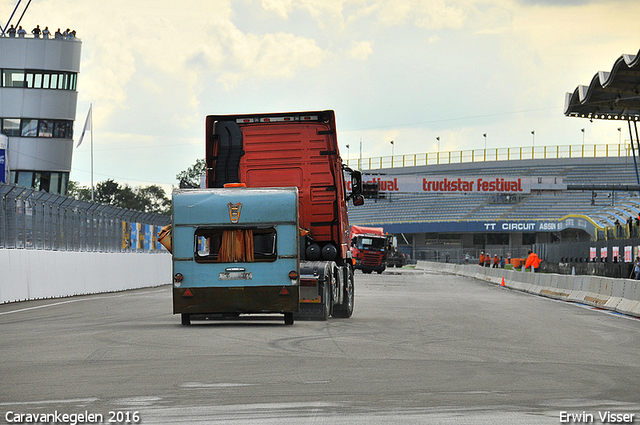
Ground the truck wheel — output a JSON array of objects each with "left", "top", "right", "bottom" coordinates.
[
  {"left": 284, "top": 312, "right": 294, "bottom": 325},
  {"left": 181, "top": 313, "right": 191, "bottom": 326},
  {"left": 320, "top": 267, "right": 332, "bottom": 321},
  {"left": 332, "top": 267, "right": 354, "bottom": 318},
  {"left": 332, "top": 264, "right": 341, "bottom": 305}
]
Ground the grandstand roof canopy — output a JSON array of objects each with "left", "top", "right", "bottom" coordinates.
[{"left": 564, "top": 48, "right": 640, "bottom": 120}]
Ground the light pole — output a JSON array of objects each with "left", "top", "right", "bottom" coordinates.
[
  {"left": 531, "top": 130, "right": 535, "bottom": 146},
  {"left": 390, "top": 140, "right": 395, "bottom": 167},
  {"left": 345, "top": 144, "right": 350, "bottom": 164},
  {"left": 482, "top": 133, "right": 487, "bottom": 161},
  {"left": 436, "top": 136, "right": 440, "bottom": 152},
  {"left": 581, "top": 128, "right": 585, "bottom": 145},
  {"left": 618, "top": 127, "right": 622, "bottom": 144}
]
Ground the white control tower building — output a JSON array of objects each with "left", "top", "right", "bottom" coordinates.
[{"left": 0, "top": 13, "right": 81, "bottom": 195}]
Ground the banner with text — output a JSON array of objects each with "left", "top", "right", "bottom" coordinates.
[{"left": 355, "top": 175, "right": 564, "bottom": 194}]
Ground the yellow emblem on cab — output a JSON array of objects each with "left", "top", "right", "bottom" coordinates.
[{"left": 228, "top": 202, "right": 242, "bottom": 223}]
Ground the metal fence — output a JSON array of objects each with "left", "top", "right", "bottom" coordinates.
[
  {"left": 344, "top": 142, "right": 635, "bottom": 171},
  {"left": 0, "top": 183, "right": 171, "bottom": 252},
  {"left": 411, "top": 245, "right": 534, "bottom": 265}
]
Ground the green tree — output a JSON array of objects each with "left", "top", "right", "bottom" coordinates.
[
  {"left": 67, "top": 179, "right": 171, "bottom": 216},
  {"left": 137, "top": 185, "right": 171, "bottom": 215},
  {"left": 176, "top": 158, "right": 206, "bottom": 188},
  {"left": 67, "top": 180, "right": 92, "bottom": 201},
  {"left": 94, "top": 179, "right": 121, "bottom": 206}
]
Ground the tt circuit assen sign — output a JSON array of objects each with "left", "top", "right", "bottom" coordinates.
[
  {"left": 480, "top": 217, "right": 595, "bottom": 234},
  {"left": 483, "top": 221, "right": 557, "bottom": 232},
  {"left": 354, "top": 175, "right": 564, "bottom": 194}
]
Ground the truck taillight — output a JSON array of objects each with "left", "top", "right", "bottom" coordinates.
[
  {"left": 174, "top": 273, "right": 184, "bottom": 285},
  {"left": 288, "top": 270, "right": 298, "bottom": 279}
]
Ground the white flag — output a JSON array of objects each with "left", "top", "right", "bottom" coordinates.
[{"left": 76, "top": 105, "right": 92, "bottom": 148}]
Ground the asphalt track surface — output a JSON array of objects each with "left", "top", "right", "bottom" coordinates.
[{"left": 1, "top": 265, "right": 639, "bottom": 424}]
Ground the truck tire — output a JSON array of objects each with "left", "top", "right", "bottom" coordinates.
[
  {"left": 213, "top": 121, "right": 243, "bottom": 186},
  {"left": 284, "top": 312, "right": 294, "bottom": 325},
  {"left": 332, "top": 264, "right": 341, "bottom": 305},
  {"left": 181, "top": 313, "right": 191, "bottom": 326},
  {"left": 320, "top": 265, "right": 332, "bottom": 321},
  {"left": 332, "top": 266, "right": 354, "bottom": 318}
]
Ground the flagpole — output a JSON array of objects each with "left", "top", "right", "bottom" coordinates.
[
  {"left": 75, "top": 105, "right": 92, "bottom": 196},
  {"left": 90, "top": 102, "right": 94, "bottom": 201}
]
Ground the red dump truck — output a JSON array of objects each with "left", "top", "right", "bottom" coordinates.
[
  {"left": 349, "top": 225, "right": 386, "bottom": 274},
  {"left": 202, "top": 110, "right": 364, "bottom": 320}
]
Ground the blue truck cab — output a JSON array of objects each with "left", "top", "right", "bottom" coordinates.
[{"left": 171, "top": 187, "right": 300, "bottom": 325}]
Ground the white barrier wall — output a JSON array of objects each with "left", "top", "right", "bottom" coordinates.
[
  {"left": 0, "top": 250, "right": 172, "bottom": 304},
  {"left": 418, "top": 261, "right": 640, "bottom": 318}
]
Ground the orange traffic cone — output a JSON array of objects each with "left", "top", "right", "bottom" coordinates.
[{"left": 501, "top": 277, "right": 505, "bottom": 287}]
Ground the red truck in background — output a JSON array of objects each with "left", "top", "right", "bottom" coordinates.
[
  {"left": 349, "top": 225, "right": 387, "bottom": 274},
  {"left": 204, "top": 110, "right": 364, "bottom": 320}
]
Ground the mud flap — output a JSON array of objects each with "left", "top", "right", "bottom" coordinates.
[{"left": 294, "top": 303, "right": 327, "bottom": 320}]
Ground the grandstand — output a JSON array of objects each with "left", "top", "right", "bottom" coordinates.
[
  {"left": 347, "top": 47, "right": 640, "bottom": 263},
  {"left": 347, "top": 149, "right": 640, "bottom": 260}
]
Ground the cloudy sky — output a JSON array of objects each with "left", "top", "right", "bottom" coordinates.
[{"left": 5, "top": 0, "right": 640, "bottom": 192}]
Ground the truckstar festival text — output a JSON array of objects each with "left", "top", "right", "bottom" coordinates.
[{"left": 348, "top": 175, "right": 546, "bottom": 194}]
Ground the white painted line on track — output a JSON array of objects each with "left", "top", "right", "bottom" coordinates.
[
  {"left": 0, "top": 397, "right": 99, "bottom": 406},
  {"left": 0, "top": 288, "right": 164, "bottom": 316}
]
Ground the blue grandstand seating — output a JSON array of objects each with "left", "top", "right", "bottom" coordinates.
[{"left": 348, "top": 156, "right": 640, "bottom": 231}]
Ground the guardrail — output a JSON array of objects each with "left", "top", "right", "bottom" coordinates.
[
  {"left": 0, "top": 183, "right": 170, "bottom": 252},
  {"left": 418, "top": 260, "right": 640, "bottom": 318},
  {"left": 345, "top": 143, "right": 634, "bottom": 171},
  {"left": 0, "top": 32, "right": 79, "bottom": 40}
]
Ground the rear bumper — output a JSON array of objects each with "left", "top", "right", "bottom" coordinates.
[
  {"left": 173, "top": 286, "right": 299, "bottom": 314},
  {"left": 354, "top": 264, "right": 386, "bottom": 273}
]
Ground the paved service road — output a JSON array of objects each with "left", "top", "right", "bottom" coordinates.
[{"left": 1, "top": 265, "right": 639, "bottom": 424}]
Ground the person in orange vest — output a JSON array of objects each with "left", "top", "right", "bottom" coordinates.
[
  {"left": 492, "top": 254, "right": 499, "bottom": 268},
  {"left": 478, "top": 252, "right": 485, "bottom": 266},
  {"left": 524, "top": 250, "right": 542, "bottom": 273}
]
